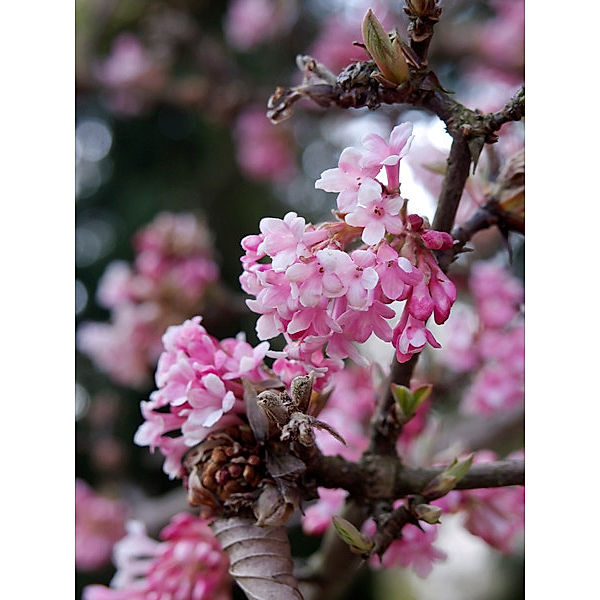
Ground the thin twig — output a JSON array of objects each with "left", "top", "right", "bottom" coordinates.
[{"left": 367, "top": 355, "right": 419, "bottom": 455}]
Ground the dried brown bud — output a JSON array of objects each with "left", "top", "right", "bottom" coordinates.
[
  {"left": 289, "top": 371, "right": 314, "bottom": 413},
  {"left": 405, "top": 0, "right": 439, "bottom": 18},
  {"left": 494, "top": 148, "right": 525, "bottom": 232},
  {"left": 254, "top": 483, "right": 297, "bottom": 527},
  {"left": 280, "top": 413, "right": 346, "bottom": 447},
  {"left": 257, "top": 388, "right": 296, "bottom": 427},
  {"left": 182, "top": 425, "right": 266, "bottom": 518}
]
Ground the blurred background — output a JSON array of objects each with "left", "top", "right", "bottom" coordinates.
[{"left": 75, "top": 1, "right": 524, "bottom": 598}]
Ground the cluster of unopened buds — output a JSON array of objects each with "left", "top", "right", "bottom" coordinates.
[{"left": 241, "top": 122, "right": 457, "bottom": 376}]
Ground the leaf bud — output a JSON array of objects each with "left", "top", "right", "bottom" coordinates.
[
  {"left": 392, "top": 383, "right": 432, "bottom": 424},
  {"left": 413, "top": 503, "right": 442, "bottom": 524},
  {"left": 422, "top": 454, "right": 474, "bottom": 499},
  {"left": 332, "top": 516, "right": 375, "bottom": 555},
  {"left": 362, "top": 9, "right": 409, "bottom": 85}
]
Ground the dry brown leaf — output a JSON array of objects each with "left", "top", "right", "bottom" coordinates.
[{"left": 211, "top": 516, "right": 304, "bottom": 600}]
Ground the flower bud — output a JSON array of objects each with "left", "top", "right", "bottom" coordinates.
[
  {"left": 406, "top": 213, "right": 424, "bottom": 231},
  {"left": 420, "top": 230, "right": 454, "bottom": 250},
  {"left": 362, "top": 9, "right": 409, "bottom": 85}
]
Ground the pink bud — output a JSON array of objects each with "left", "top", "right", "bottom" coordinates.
[
  {"left": 421, "top": 230, "right": 454, "bottom": 250},
  {"left": 406, "top": 214, "right": 424, "bottom": 231}
]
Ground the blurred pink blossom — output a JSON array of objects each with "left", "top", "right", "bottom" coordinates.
[
  {"left": 224, "top": 0, "right": 297, "bottom": 51},
  {"left": 438, "top": 260, "right": 524, "bottom": 416},
  {"left": 470, "top": 261, "right": 523, "bottom": 329},
  {"left": 83, "top": 513, "right": 231, "bottom": 600},
  {"left": 78, "top": 213, "right": 219, "bottom": 388},
  {"left": 462, "top": 363, "right": 523, "bottom": 415},
  {"left": 234, "top": 107, "right": 297, "bottom": 182},
  {"left": 76, "top": 479, "right": 128, "bottom": 572},
  {"left": 302, "top": 488, "right": 347, "bottom": 536},
  {"left": 478, "top": 0, "right": 524, "bottom": 73},
  {"left": 94, "top": 33, "right": 166, "bottom": 116},
  {"left": 436, "top": 450, "right": 525, "bottom": 554},
  {"left": 364, "top": 517, "right": 447, "bottom": 578}
]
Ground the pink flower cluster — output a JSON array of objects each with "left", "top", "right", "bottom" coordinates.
[
  {"left": 441, "top": 261, "right": 524, "bottom": 415},
  {"left": 134, "top": 316, "right": 270, "bottom": 478},
  {"left": 434, "top": 450, "right": 524, "bottom": 554},
  {"left": 78, "top": 213, "right": 219, "bottom": 388},
  {"left": 234, "top": 107, "right": 297, "bottom": 183},
  {"left": 76, "top": 479, "right": 128, "bottom": 572},
  {"left": 83, "top": 513, "right": 231, "bottom": 600},
  {"left": 363, "top": 513, "right": 446, "bottom": 578},
  {"left": 240, "top": 123, "right": 457, "bottom": 377},
  {"left": 224, "top": 0, "right": 297, "bottom": 51}
]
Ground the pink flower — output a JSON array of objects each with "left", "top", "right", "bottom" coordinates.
[
  {"left": 392, "top": 306, "right": 441, "bottom": 363},
  {"left": 134, "top": 316, "right": 269, "bottom": 477},
  {"left": 345, "top": 180, "right": 404, "bottom": 245},
  {"left": 463, "top": 486, "right": 525, "bottom": 554},
  {"left": 375, "top": 243, "right": 423, "bottom": 301},
  {"left": 215, "top": 334, "right": 270, "bottom": 380},
  {"left": 421, "top": 253, "right": 457, "bottom": 325},
  {"left": 360, "top": 122, "right": 414, "bottom": 190},
  {"left": 76, "top": 479, "right": 128, "bottom": 572},
  {"left": 315, "top": 147, "right": 379, "bottom": 213},
  {"left": 83, "top": 513, "right": 231, "bottom": 600},
  {"left": 337, "top": 299, "right": 395, "bottom": 343},
  {"left": 258, "top": 212, "right": 306, "bottom": 271},
  {"left": 286, "top": 248, "right": 360, "bottom": 308},
  {"left": 240, "top": 122, "right": 459, "bottom": 374}
]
